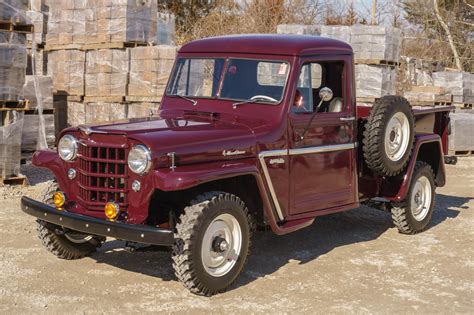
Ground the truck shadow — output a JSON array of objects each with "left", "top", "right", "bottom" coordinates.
[{"left": 88, "top": 193, "right": 469, "bottom": 289}]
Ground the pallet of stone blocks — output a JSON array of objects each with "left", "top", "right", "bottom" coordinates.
[
  {"left": 0, "top": 110, "right": 25, "bottom": 184},
  {"left": 448, "top": 111, "right": 474, "bottom": 156},
  {"left": 433, "top": 72, "right": 474, "bottom": 108},
  {"left": 404, "top": 86, "right": 453, "bottom": 106},
  {"left": 45, "top": 0, "right": 157, "bottom": 48},
  {"left": 47, "top": 49, "right": 85, "bottom": 96},
  {"left": 67, "top": 101, "right": 159, "bottom": 126},
  {"left": 127, "top": 45, "right": 177, "bottom": 101},
  {"left": 277, "top": 24, "right": 401, "bottom": 63},
  {"left": 0, "top": 31, "right": 28, "bottom": 101}
]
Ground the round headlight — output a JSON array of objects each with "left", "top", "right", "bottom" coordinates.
[
  {"left": 128, "top": 145, "right": 152, "bottom": 175},
  {"left": 58, "top": 135, "right": 78, "bottom": 162}
]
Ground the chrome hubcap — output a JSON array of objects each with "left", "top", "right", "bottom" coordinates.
[
  {"left": 411, "top": 175, "right": 432, "bottom": 221},
  {"left": 201, "top": 214, "right": 242, "bottom": 277},
  {"left": 385, "top": 112, "right": 410, "bottom": 161}
]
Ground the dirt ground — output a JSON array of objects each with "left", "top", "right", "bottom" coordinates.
[{"left": 0, "top": 158, "right": 472, "bottom": 314}]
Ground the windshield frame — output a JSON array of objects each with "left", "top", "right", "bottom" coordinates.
[{"left": 165, "top": 56, "right": 291, "bottom": 106}]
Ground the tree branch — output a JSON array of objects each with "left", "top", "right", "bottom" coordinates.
[{"left": 433, "top": 0, "right": 463, "bottom": 71}]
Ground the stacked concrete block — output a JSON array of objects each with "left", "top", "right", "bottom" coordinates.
[
  {"left": 433, "top": 72, "right": 474, "bottom": 104},
  {"left": 0, "top": 32, "right": 27, "bottom": 100},
  {"left": 277, "top": 24, "right": 321, "bottom": 36},
  {"left": 22, "top": 75, "right": 53, "bottom": 109},
  {"left": 355, "top": 65, "right": 397, "bottom": 98},
  {"left": 67, "top": 100, "right": 85, "bottom": 126},
  {"left": 0, "top": 111, "right": 23, "bottom": 177},
  {"left": 26, "top": 46, "right": 47, "bottom": 75},
  {"left": 46, "top": 0, "right": 157, "bottom": 46},
  {"left": 85, "top": 102, "right": 127, "bottom": 124},
  {"left": 403, "top": 86, "right": 452, "bottom": 104},
  {"left": 26, "top": 9, "right": 46, "bottom": 44},
  {"left": 128, "top": 102, "right": 158, "bottom": 118},
  {"left": 128, "top": 45, "right": 176, "bottom": 98},
  {"left": 85, "top": 49, "right": 129, "bottom": 97},
  {"left": 448, "top": 112, "right": 474, "bottom": 152},
  {"left": 0, "top": 0, "right": 28, "bottom": 23},
  {"left": 156, "top": 13, "right": 175, "bottom": 45},
  {"left": 278, "top": 24, "right": 401, "bottom": 63},
  {"left": 350, "top": 26, "right": 401, "bottom": 62},
  {"left": 47, "top": 49, "right": 85, "bottom": 95},
  {"left": 21, "top": 112, "right": 54, "bottom": 152}
]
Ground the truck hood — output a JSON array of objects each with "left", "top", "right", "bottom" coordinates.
[{"left": 78, "top": 111, "right": 260, "bottom": 166}]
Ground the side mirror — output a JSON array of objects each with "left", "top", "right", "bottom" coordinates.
[{"left": 319, "top": 87, "right": 333, "bottom": 102}]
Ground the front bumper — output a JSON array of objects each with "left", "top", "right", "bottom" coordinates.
[{"left": 21, "top": 197, "right": 175, "bottom": 246}]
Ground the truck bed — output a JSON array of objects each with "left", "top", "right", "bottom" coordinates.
[{"left": 356, "top": 104, "right": 454, "bottom": 155}]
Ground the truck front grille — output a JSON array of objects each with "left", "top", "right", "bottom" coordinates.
[{"left": 77, "top": 141, "right": 128, "bottom": 212}]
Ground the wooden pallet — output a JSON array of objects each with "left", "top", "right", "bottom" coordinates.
[
  {"left": 83, "top": 96, "right": 126, "bottom": 103},
  {"left": 0, "top": 175, "right": 28, "bottom": 186},
  {"left": 45, "top": 41, "right": 148, "bottom": 51},
  {"left": 355, "top": 59, "right": 400, "bottom": 67},
  {"left": 125, "top": 96, "right": 162, "bottom": 103},
  {"left": 81, "top": 41, "right": 148, "bottom": 50},
  {"left": 24, "top": 108, "right": 54, "bottom": 115},
  {"left": 453, "top": 103, "right": 473, "bottom": 109},
  {"left": 0, "top": 20, "right": 34, "bottom": 33},
  {"left": 0, "top": 100, "right": 29, "bottom": 111}
]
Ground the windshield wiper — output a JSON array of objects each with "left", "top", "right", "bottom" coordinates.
[
  {"left": 232, "top": 97, "right": 277, "bottom": 109},
  {"left": 173, "top": 94, "right": 197, "bottom": 106}
]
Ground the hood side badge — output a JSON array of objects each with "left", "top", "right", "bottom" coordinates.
[{"left": 167, "top": 152, "right": 176, "bottom": 170}]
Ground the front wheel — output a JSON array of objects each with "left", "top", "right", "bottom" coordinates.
[
  {"left": 391, "top": 161, "right": 436, "bottom": 234},
  {"left": 172, "top": 191, "right": 254, "bottom": 296},
  {"left": 36, "top": 181, "right": 104, "bottom": 259}
]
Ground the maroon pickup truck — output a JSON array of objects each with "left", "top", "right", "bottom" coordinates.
[{"left": 22, "top": 35, "right": 452, "bottom": 296}]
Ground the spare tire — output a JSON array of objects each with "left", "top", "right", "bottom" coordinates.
[{"left": 363, "top": 96, "right": 414, "bottom": 177}]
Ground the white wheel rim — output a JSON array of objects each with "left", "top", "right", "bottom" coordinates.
[
  {"left": 410, "top": 176, "right": 432, "bottom": 221},
  {"left": 384, "top": 112, "right": 410, "bottom": 161},
  {"left": 201, "top": 213, "right": 242, "bottom": 277}
]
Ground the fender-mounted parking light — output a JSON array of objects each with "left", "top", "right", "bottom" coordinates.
[{"left": 53, "top": 192, "right": 66, "bottom": 210}]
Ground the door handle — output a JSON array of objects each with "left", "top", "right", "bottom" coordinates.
[{"left": 340, "top": 116, "right": 355, "bottom": 121}]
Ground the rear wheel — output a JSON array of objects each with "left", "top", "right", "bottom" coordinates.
[
  {"left": 36, "top": 181, "right": 104, "bottom": 259},
  {"left": 391, "top": 162, "right": 436, "bottom": 234},
  {"left": 172, "top": 191, "right": 254, "bottom": 296}
]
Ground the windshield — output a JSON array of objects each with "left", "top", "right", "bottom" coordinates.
[{"left": 166, "top": 58, "right": 290, "bottom": 104}]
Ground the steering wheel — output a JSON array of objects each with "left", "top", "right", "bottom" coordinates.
[{"left": 250, "top": 95, "right": 278, "bottom": 103}]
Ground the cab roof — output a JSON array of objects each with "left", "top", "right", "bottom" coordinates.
[{"left": 179, "top": 34, "right": 353, "bottom": 56}]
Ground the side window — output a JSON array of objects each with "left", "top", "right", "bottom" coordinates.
[{"left": 293, "top": 61, "right": 344, "bottom": 114}]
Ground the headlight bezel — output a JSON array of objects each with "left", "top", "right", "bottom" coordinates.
[
  {"left": 58, "top": 134, "right": 78, "bottom": 162},
  {"left": 128, "top": 144, "right": 152, "bottom": 175}
]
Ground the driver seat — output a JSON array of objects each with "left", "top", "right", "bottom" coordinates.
[{"left": 328, "top": 97, "right": 343, "bottom": 112}]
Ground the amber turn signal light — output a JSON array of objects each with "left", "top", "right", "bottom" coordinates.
[
  {"left": 104, "top": 202, "right": 120, "bottom": 220},
  {"left": 53, "top": 192, "right": 66, "bottom": 210}
]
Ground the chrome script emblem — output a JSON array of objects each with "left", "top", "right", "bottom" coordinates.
[
  {"left": 269, "top": 158, "right": 285, "bottom": 165},
  {"left": 222, "top": 150, "right": 246, "bottom": 156}
]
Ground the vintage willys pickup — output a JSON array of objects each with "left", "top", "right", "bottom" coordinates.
[{"left": 21, "top": 35, "right": 452, "bottom": 295}]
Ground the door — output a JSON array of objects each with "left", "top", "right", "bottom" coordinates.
[{"left": 288, "top": 58, "right": 357, "bottom": 216}]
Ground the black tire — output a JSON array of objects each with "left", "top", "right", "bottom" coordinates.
[
  {"left": 363, "top": 96, "right": 415, "bottom": 177},
  {"left": 36, "top": 181, "right": 103, "bottom": 260},
  {"left": 391, "top": 161, "right": 436, "bottom": 234},
  {"left": 172, "top": 191, "right": 255, "bottom": 296}
]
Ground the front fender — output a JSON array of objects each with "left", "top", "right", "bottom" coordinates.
[
  {"left": 382, "top": 134, "right": 446, "bottom": 201},
  {"left": 153, "top": 159, "right": 261, "bottom": 191},
  {"left": 32, "top": 149, "right": 70, "bottom": 190},
  {"left": 152, "top": 158, "right": 292, "bottom": 235}
]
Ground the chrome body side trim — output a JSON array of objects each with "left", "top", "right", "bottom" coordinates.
[
  {"left": 258, "top": 149, "right": 288, "bottom": 221},
  {"left": 289, "top": 142, "right": 356, "bottom": 155},
  {"left": 258, "top": 143, "right": 357, "bottom": 222}
]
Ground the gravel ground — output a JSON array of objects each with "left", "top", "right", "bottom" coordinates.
[{"left": 0, "top": 158, "right": 472, "bottom": 314}]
